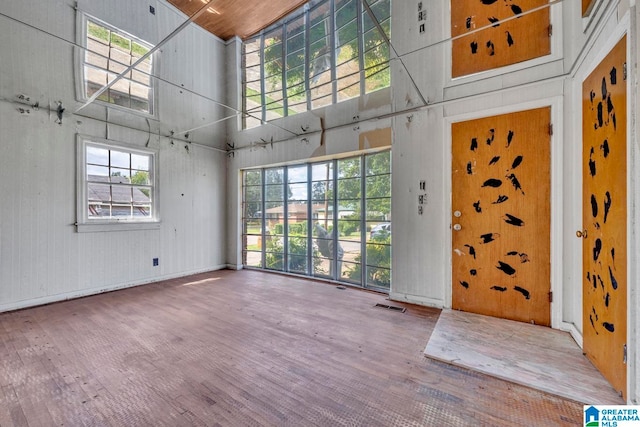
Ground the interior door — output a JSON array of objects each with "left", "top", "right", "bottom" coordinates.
[
  {"left": 452, "top": 107, "right": 551, "bottom": 326},
  {"left": 581, "top": 35, "right": 627, "bottom": 399}
]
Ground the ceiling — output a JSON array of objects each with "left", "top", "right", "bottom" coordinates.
[{"left": 167, "top": 0, "right": 309, "bottom": 40}]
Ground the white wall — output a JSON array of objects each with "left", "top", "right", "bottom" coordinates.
[{"left": 0, "top": 0, "right": 228, "bottom": 312}]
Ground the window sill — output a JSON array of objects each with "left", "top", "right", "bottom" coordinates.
[{"left": 76, "top": 221, "right": 161, "bottom": 233}]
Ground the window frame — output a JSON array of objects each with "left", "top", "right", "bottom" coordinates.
[
  {"left": 76, "top": 135, "right": 160, "bottom": 233},
  {"left": 241, "top": 0, "right": 391, "bottom": 130},
  {"left": 241, "top": 149, "right": 391, "bottom": 291},
  {"left": 75, "top": 12, "right": 158, "bottom": 118}
]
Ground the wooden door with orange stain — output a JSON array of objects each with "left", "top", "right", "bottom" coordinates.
[
  {"left": 452, "top": 108, "right": 551, "bottom": 326},
  {"left": 582, "top": 35, "right": 627, "bottom": 399},
  {"left": 451, "top": 0, "right": 550, "bottom": 78}
]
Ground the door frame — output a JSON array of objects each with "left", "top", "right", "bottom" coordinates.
[
  {"left": 573, "top": 14, "right": 632, "bottom": 401},
  {"left": 444, "top": 95, "right": 564, "bottom": 328}
]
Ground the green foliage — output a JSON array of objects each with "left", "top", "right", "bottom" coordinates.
[
  {"left": 346, "top": 234, "right": 391, "bottom": 287},
  {"left": 273, "top": 223, "right": 284, "bottom": 235},
  {"left": 87, "top": 21, "right": 148, "bottom": 57},
  {"left": 88, "top": 22, "right": 109, "bottom": 42},
  {"left": 288, "top": 221, "right": 308, "bottom": 236},
  {"left": 131, "top": 171, "right": 150, "bottom": 197},
  {"left": 265, "top": 235, "right": 320, "bottom": 272},
  {"left": 338, "top": 216, "right": 359, "bottom": 236}
]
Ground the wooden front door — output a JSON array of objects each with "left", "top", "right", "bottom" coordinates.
[
  {"left": 582, "top": 35, "right": 627, "bottom": 399},
  {"left": 452, "top": 107, "right": 551, "bottom": 326}
]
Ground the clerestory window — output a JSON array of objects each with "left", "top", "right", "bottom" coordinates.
[
  {"left": 78, "top": 14, "right": 155, "bottom": 115},
  {"left": 242, "top": 0, "right": 391, "bottom": 129}
]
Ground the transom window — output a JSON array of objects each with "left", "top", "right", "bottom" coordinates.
[
  {"left": 78, "top": 138, "right": 157, "bottom": 224},
  {"left": 80, "top": 16, "right": 155, "bottom": 115},
  {"left": 242, "top": 0, "right": 391, "bottom": 129},
  {"left": 242, "top": 150, "right": 391, "bottom": 290}
]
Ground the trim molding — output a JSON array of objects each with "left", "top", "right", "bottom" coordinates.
[
  {"left": 0, "top": 265, "right": 228, "bottom": 314},
  {"left": 389, "top": 292, "right": 444, "bottom": 308}
]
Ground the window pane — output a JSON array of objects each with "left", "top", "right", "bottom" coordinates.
[
  {"left": 366, "top": 199, "right": 391, "bottom": 221},
  {"left": 265, "top": 168, "right": 284, "bottom": 184},
  {"left": 244, "top": 250, "right": 263, "bottom": 268},
  {"left": 309, "top": 2, "right": 333, "bottom": 108},
  {"left": 110, "top": 149, "right": 129, "bottom": 168},
  {"left": 265, "top": 235, "right": 284, "bottom": 271},
  {"left": 87, "top": 146, "right": 109, "bottom": 165},
  {"left": 244, "top": 202, "right": 262, "bottom": 220},
  {"left": 366, "top": 175, "right": 391, "bottom": 198},
  {"left": 265, "top": 184, "right": 284, "bottom": 201},
  {"left": 311, "top": 180, "right": 333, "bottom": 201},
  {"left": 338, "top": 157, "right": 361, "bottom": 178},
  {"left": 366, "top": 151, "right": 391, "bottom": 175},
  {"left": 366, "top": 265, "right": 391, "bottom": 288},
  {"left": 341, "top": 261, "right": 361, "bottom": 284},
  {"left": 243, "top": 36, "right": 263, "bottom": 129},
  {"left": 244, "top": 170, "right": 262, "bottom": 186},
  {"left": 110, "top": 168, "right": 131, "bottom": 182},
  {"left": 244, "top": 186, "right": 262, "bottom": 202},
  {"left": 338, "top": 178, "right": 361, "bottom": 199},
  {"left": 312, "top": 162, "right": 334, "bottom": 181},
  {"left": 131, "top": 154, "right": 150, "bottom": 171},
  {"left": 288, "top": 236, "right": 308, "bottom": 273},
  {"left": 87, "top": 165, "right": 109, "bottom": 179},
  {"left": 84, "top": 18, "right": 153, "bottom": 114}
]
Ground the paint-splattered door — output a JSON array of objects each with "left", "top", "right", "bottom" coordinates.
[
  {"left": 451, "top": 0, "right": 550, "bottom": 78},
  {"left": 582, "top": 35, "right": 627, "bottom": 399},
  {"left": 452, "top": 108, "right": 551, "bottom": 326}
]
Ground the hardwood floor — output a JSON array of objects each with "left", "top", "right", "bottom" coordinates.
[{"left": 0, "top": 270, "right": 582, "bottom": 426}]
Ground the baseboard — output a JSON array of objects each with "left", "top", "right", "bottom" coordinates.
[
  {"left": 226, "top": 264, "right": 244, "bottom": 270},
  {"left": 560, "top": 322, "right": 583, "bottom": 348},
  {"left": 0, "top": 265, "right": 228, "bottom": 314},
  {"left": 389, "top": 292, "right": 444, "bottom": 308}
]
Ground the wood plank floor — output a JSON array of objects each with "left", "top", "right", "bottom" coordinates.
[
  {"left": 424, "top": 309, "right": 625, "bottom": 404},
  {"left": 0, "top": 270, "right": 583, "bottom": 426}
]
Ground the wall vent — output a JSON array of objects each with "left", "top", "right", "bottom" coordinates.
[{"left": 375, "top": 303, "right": 406, "bottom": 313}]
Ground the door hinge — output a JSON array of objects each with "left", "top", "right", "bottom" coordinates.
[
  {"left": 623, "top": 344, "right": 627, "bottom": 364},
  {"left": 623, "top": 63, "right": 627, "bottom": 80},
  {"left": 548, "top": 291, "right": 553, "bottom": 302},
  {"left": 548, "top": 123, "right": 553, "bottom": 136},
  {"left": 548, "top": 24, "right": 553, "bottom": 37}
]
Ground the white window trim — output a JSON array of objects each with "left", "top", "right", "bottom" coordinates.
[
  {"left": 74, "top": 12, "right": 159, "bottom": 119},
  {"left": 76, "top": 135, "right": 160, "bottom": 233}
]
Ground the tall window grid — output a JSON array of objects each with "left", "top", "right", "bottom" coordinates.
[
  {"left": 242, "top": 151, "right": 391, "bottom": 290},
  {"left": 242, "top": 0, "right": 391, "bottom": 129},
  {"left": 81, "top": 16, "right": 154, "bottom": 115}
]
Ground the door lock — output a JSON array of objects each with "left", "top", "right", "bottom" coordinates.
[
  {"left": 576, "top": 229, "right": 587, "bottom": 238},
  {"left": 453, "top": 224, "right": 462, "bottom": 231}
]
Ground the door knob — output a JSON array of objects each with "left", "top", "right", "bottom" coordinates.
[
  {"left": 576, "top": 229, "right": 587, "bottom": 238},
  {"left": 453, "top": 224, "right": 462, "bottom": 231}
]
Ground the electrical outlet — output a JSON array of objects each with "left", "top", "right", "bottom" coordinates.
[{"left": 153, "top": 258, "right": 159, "bottom": 266}]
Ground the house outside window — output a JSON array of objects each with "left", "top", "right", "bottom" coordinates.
[
  {"left": 77, "top": 14, "right": 155, "bottom": 116},
  {"left": 77, "top": 136, "right": 158, "bottom": 231},
  {"left": 242, "top": 0, "right": 391, "bottom": 129}
]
